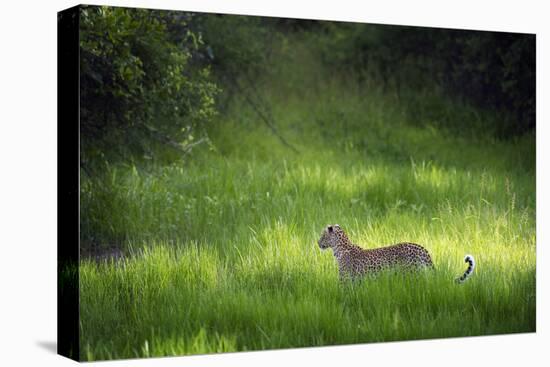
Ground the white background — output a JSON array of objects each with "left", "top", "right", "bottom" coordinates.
[{"left": 0, "top": 0, "right": 547, "bottom": 366}]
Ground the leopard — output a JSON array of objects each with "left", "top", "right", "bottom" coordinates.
[{"left": 318, "top": 224, "right": 475, "bottom": 283}]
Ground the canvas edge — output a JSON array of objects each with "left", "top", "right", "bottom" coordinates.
[{"left": 57, "top": 4, "right": 81, "bottom": 362}]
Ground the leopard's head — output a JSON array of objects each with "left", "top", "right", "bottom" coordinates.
[{"left": 318, "top": 224, "right": 348, "bottom": 250}]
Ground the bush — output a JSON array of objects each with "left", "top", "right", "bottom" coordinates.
[
  {"left": 79, "top": 6, "right": 219, "bottom": 169},
  {"left": 312, "top": 23, "right": 535, "bottom": 138}
]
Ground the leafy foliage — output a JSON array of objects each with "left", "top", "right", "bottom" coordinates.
[{"left": 79, "top": 6, "right": 218, "bottom": 168}]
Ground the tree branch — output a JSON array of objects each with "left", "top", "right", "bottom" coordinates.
[
  {"left": 224, "top": 74, "right": 300, "bottom": 154},
  {"left": 139, "top": 123, "right": 208, "bottom": 155}
]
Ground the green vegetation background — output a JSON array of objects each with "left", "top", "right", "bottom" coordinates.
[{"left": 73, "top": 7, "right": 536, "bottom": 361}]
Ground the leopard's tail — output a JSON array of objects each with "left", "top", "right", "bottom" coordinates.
[{"left": 456, "top": 254, "right": 475, "bottom": 283}]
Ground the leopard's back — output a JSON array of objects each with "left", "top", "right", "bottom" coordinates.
[{"left": 338, "top": 242, "right": 434, "bottom": 277}]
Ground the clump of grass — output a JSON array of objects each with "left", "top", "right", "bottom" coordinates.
[{"left": 79, "top": 36, "right": 535, "bottom": 361}]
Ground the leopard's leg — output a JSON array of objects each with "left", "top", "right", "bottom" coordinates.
[
  {"left": 339, "top": 267, "right": 352, "bottom": 283},
  {"left": 339, "top": 268, "right": 346, "bottom": 282}
]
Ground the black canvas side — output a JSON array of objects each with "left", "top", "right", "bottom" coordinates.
[{"left": 57, "top": 5, "right": 80, "bottom": 361}]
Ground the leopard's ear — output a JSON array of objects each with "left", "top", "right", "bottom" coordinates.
[
  {"left": 334, "top": 224, "right": 340, "bottom": 229},
  {"left": 328, "top": 225, "right": 334, "bottom": 233}
]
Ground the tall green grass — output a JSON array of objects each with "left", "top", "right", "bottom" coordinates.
[{"left": 79, "top": 38, "right": 535, "bottom": 361}]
